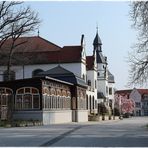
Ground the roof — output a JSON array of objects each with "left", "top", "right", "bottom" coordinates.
[
  {"left": 97, "top": 91, "right": 105, "bottom": 99},
  {"left": 1, "top": 36, "right": 61, "bottom": 53},
  {"left": 38, "top": 65, "right": 73, "bottom": 76},
  {"left": 0, "top": 76, "right": 73, "bottom": 90},
  {"left": 137, "top": 89, "right": 148, "bottom": 95},
  {"left": 108, "top": 70, "right": 115, "bottom": 83},
  {"left": 86, "top": 56, "right": 94, "bottom": 70},
  {"left": 93, "top": 32, "right": 102, "bottom": 46},
  {"left": 115, "top": 89, "right": 132, "bottom": 95},
  {"left": 115, "top": 88, "right": 148, "bottom": 96},
  {"left": 96, "top": 51, "right": 107, "bottom": 64},
  {"left": 60, "top": 46, "right": 82, "bottom": 63},
  {"left": 0, "top": 37, "right": 83, "bottom": 65},
  {"left": 37, "top": 65, "right": 87, "bottom": 88}
]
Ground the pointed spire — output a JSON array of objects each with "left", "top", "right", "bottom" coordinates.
[
  {"left": 96, "top": 23, "right": 98, "bottom": 34},
  {"left": 93, "top": 25, "right": 102, "bottom": 52}
]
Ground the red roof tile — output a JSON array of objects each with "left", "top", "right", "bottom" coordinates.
[
  {"left": 115, "top": 89, "right": 148, "bottom": 96},
  {"left": 60, "top": 46, "right": 82, "bottom": 62},
  {"left": 115, "top": 89, "right": 132, "bottom": 96},
  {"left": 1, "top": 36, "right": 61, "bottom": 53},
  {"left": 0, "top": 37, "right": 83, "bottom": 65},
  {"left": 137, "top": 89, "right": 148, "bottom": 95}
]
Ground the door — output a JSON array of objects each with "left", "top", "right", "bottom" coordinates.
[{"left": 0, "top": 88, "right": 13, "bottom": 120}]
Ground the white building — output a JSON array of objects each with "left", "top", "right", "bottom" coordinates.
[
  {"left": 0, "top": 30, "right": 115, "bottom": 117},
  {"left": 90, "top": 30, "right": 115, "bottom": 109}
]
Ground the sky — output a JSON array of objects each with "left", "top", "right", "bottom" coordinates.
[{"left": 25, "top": 1, "right": 137, "bottom": 90}]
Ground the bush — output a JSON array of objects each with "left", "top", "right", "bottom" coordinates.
[{"left": 114, "top": 108, "right": 120, "bottom": 116}]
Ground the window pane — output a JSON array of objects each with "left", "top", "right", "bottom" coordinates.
[
  {"left": 1, "top": 95, "right": 7, "bottom": 105},
  {"left": 16, "top": 95, "right": 22, "bottom": 109},
  {"left": 6, "top": 89, "right": 12, "bottom": 94},
  {"left": 23, "top": 94, "right": 32, "bottom": 109},
  {"left": 25, "top": 88, "right": 30, "bottom": 93},
  {"left": 18, "top": 89, "right": 24, "bottom": 94},
  {"left": 109, "top": 88, "right": 112, "bottom": 95},
  {"left": 32, "top": 88, "right": 39, "bottom": 94},
  {"left": 0, "top": 88, "right": 5, "bottom": 94},
  {"left": 33, "top": 95, "right": 39, "bottom": 109}
]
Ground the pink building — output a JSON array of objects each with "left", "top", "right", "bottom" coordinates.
[{"left": 115, "top": 88, "right": 148, "bottom": 116}]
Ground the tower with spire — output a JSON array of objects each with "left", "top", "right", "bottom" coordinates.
[
  {"left": 93, "top": 27, "right": 108, "bottom": 80},
  {"left": 93, "top": 27, "right": 109, "bottom": 105}
]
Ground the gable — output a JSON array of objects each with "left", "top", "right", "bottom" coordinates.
[{"left": 130, "top": 89, "right": 141, "bottom": 102}]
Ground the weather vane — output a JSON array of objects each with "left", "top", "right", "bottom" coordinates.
[{"left": 96, "top": 22, "right": 98, "bottom": 33}]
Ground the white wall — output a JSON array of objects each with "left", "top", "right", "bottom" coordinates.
[
  {"left": 43, "top": 110, "right": 72, "bottom": 125},
  {"left": 130, "top": 89, "right": 141, "bottom": 102},
  {"left": 86, "top": 70, "right": 97, "bottom": 99},
  {"left": 13, "top": 110, "right": 72, "bottom": 125},
  {"left": 97, "top": 63, "right": 108, "bottom": 79},
  {"left": 76, "top": 110, "right": 88, "bottom": 122},
  {"left": 0, "top": 62, "right": 85, "bottom": 82},
  {"left": 130, "top": 88, "right": 142, "bottom": 116},
  {"left": 97, "top": 79, "right": 108, "bottom": 98}
]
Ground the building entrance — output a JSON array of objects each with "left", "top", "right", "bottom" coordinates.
[{"left": 0, "top": 88, "right": 13, "bottom": 120}]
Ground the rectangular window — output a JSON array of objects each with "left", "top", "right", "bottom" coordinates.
[
  {"left": 1, "top": 95, "right": 7, "bottom": 105},
  {"left": 23, "top": 94, "right": 32, "bottom": 109},
  {"left": 136, "top": 102, "right": 141, "bottom": 108},
  {"left": 33, "top": 95, "right": 40, "bottom": 109},
  {"left": 106, "top": 86, "right": 108, "bottom": 94},
  {"left": 88, "top": 80, "right": 91, "bottom": 86},
  {"left": 95, "top": 80, "right": 97, "bottom": 89},
  {"left": 109, "top": 87, "right": 112, "bottom": 95},
  {"left": 16, "top": 95, "right": 22, "bottom": 109}
]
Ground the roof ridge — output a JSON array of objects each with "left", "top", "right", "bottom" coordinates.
[
  {"left": 63, "top": 45, "right": 81, "bottom": 48},
  {"left": 38, "top": 36, "right": 62, "bottom": 49}
]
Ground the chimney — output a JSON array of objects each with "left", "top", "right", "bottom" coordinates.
[{"left": 81, "top": 34, "right": 84, "bottom": 46}]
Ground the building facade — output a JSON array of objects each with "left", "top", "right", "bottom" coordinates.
[
  {"left": 115, "top": 88, "right": 148, "bottom": 116},
  {"left": 0, "top": 76, "right": 88, "bottom": 124},
  {"left": 0, "top": 30, "right": 115, "bottom": 123}
]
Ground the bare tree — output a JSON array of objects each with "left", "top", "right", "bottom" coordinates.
[
  {"left": 128, "top": 1, "right": 148, "bottom": 86},
  {"left": 0, "top": 1, "right": 40, "bottom": 80}
]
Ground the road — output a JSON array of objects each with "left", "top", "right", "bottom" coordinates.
[{"left": 0, "top": 117, "right": 148, "bottom": 147}]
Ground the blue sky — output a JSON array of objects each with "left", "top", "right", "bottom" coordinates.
[{"left": 25, "top": 1, "right": 137, "bottom": 90}]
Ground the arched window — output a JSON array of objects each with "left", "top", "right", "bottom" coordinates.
[
  {"left": 3, "top": 70, "right": 15, "bottom": 81},
  {"left": 97, "top": 72, "right": 100, "bottom": 77},
  {"left": 32, "top": 69, "right": 44, "bottom": 77},
  {"left": 15, "top": 87, "right": 40, "bottom": 110}
]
